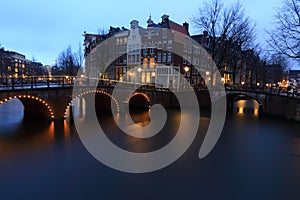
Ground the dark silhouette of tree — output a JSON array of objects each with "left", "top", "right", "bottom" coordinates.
[
  {"left": 267, "top": 0, "right": 300, "bottom": 59},
  {"left": 57, "top": 45, "right": 81, "bottom": 76},
  {"left": 192, "top": 0, "right": 256, "bottom": 84},
  {"left": 193, "top": 0, "right": 255, "bottom": 67}
]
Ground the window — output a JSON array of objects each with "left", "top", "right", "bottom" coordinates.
[
  {"left": 148, "top": 31, "right": 152, "bottom": 39},
  {"left": 143, "top": 44, "right": 148, "bottom": 55},
  {"left": 187, "top": 56, "right": 191, "bottom": 64},
  {"left": 157, "top": 53, "right": 162, "bottom": 63},
  {"left": 143, "top": 58, "right": 148, "bottom": 66},
  {"left": 163, "top": 41, "right": 167, "bottom": 49},
  {"left": 158, "top": 42, "right": 162, "bottom": 49},
  {"left": 123, "top": 37, "right": 128, "bottom": 44},
  {"left": 150, "top": 48, "right": 154, "bottom": 55},
  {"left": 162, "top": 52, "right": 167, "bottom": 63},
  {"left": 163, "top": 30, "right": 167, "bottom": 38},
  {"left": 168, "top": 40, "right": 172, "bottom": 49},
  {"left": 150, "top": 57, "right": 155, "bottom": 68},
  {"left": 188, "top": 45, "right": 191, "bottom": 53},
  {"left": 167, "top": 52, "right": 172, "bottom": 63},
  {"left": 184, "top": 44, "right": 187, "bottom": 52}
]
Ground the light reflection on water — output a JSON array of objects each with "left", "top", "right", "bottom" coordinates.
[
  {"left": 233, "top": 99, "right": 259, "bottom": 116},
  {"left": 1, "top": 98, "right": 300, "bottom": 199}
]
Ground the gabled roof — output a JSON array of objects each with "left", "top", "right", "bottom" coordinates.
[{"left": 169, "top": 20, "right": 189, "bottom": 36}]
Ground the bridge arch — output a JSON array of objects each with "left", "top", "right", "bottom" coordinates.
[
  {"left": 0, "top": 95, "right": 55, "bottom": 119},
  {"left": 127, "top": 92, "right": 151, "bottom": 111},
  {"left": 227, "top": 93, "right": 263, "bottom": 115},
  {"left": 65, "top": 89, "right": 120, "bottom": 118}
]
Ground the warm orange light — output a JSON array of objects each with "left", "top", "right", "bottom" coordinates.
[{"left": 238, "top": 107, "right": 244, "bottom": 114}]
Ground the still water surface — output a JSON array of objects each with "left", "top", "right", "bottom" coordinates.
[{"left": 0, "top": 99, "right": 300, "bottom": 200}]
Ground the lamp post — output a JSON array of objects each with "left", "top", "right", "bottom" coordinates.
[
  {"left": 184, "top": 66, "right": 189, "bottom": 89},
  {"left": 205, "top": 71, "right": 210, "bottom": 86},
  {"left": 241, "top": 81, "right": 245, "bottom": 89}
]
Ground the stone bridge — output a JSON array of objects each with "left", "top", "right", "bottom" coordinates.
[
  {"left": 226, "top": 90, "right": 300, "bottom": 121},
  {"left": 1, "top": 86, "right": 300, "bottom": 122},
  {"left": 0, "top": 86, "right": 181, "bottom": 121}
]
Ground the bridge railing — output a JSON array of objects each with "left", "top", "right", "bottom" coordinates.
[
  {"left": 1, "top": 75, "right": 298, "bottom": 98},
  {"left": 225, "top": 85, "right": 300, "bottom": 98},
  {"left": 0, "top": 76, "right": 75, "bottom": 90}
]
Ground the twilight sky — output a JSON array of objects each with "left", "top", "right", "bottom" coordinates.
[{"left": 0, "top": 0, "right": 284, "bottom": 66}]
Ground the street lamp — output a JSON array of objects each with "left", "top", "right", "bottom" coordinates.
[
  {"left": 221, "top": 77, "right": 225, "bottom": 83},
  {"left": 184, "top": 66, "right": 190, "bottom": 89},
  {"left": 184, "top": 66, "right": 189, "bottom": 74}
]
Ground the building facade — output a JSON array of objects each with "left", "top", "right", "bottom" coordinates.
[
  {"left": 84, "top": 14, "right": 216, "bottom": 89},
  {"left": 0, "top": 48, "right": 45, "bottom": 80}
]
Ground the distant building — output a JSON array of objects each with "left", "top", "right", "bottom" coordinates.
[
  {"left": 0, "top": 47, "right": 47, "bottom": 80},
  {"left": 289, "top": 69, "right": 300, "bottom": 85}
]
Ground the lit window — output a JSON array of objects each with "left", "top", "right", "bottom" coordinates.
[
  {"left": 143, "top": 58, "right": 148, "bottom": 66},
  {"left": 123, "top": 37, "right": 128, "bottom": 44},
  {"left": 150, "top": 57, "right": 155, "bottom": 68},
  {"left": 8, "top": 66, "right": 11, "bottom": 71}
]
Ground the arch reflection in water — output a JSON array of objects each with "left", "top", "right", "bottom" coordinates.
[
  {"left": 65, "top": 97, "right": 86, "bottom": 120},
  {"left": 233, "top": 99, "right": 259, "bottom": 116},
  {"left": 0, "top": 98, "right": 24, "bottom": 126}
]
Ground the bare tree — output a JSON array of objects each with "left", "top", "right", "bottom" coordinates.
[
  {"left": 75, "top": 43, "right": 84, "bottom": 67},
  {"left": 267, "top": 0, "right": 300, "bottom": 59},
  {"left": 57, "top": 45, "right": 80, "bottom": 76},
  {"left": 193, "top": 0, "right": 255, "bottom": 66},
  {"left": 192, "top": 0, "right": 256, "bottom": 84}
]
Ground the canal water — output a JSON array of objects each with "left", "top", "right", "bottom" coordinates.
[{"left": 0, "top": 99, "right": 300, "bottom": 200}]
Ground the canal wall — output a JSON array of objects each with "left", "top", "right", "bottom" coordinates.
[{"left": 263, "top": 95, "right": 300, "bottom": 122}]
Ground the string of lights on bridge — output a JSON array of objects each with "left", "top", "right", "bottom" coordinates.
[{"left": 0, "top": 95, "right": 55, "bottom": 119}]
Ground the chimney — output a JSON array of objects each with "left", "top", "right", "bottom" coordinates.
[
  {"left": 162, "top": 14, "right": 169, "bottom": 21},
  {"left": 130, "top": 20, "right": 139, "bottom": 29},
  {"left": 183, "top": 22, "right": 189, "bottom": 33}
]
